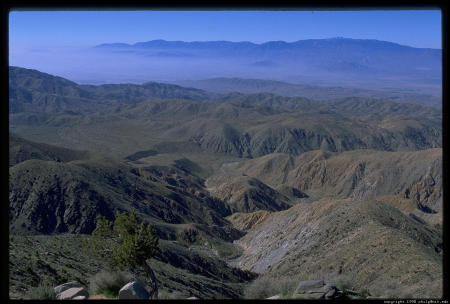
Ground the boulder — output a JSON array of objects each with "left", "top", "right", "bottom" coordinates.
[
  {"left": 295, "top": 279, "right": 326, "bottom": 293},
  {"left": 56, "top": 287, "right": 89, "bottom": 300},
  {"left": 293, "top": 280, "right": 337, "bottom": 299},
  {"left": 54, "top": 281, "right": 83, "bottom": 295},
  {"left": 118, "top": 281, "right": 149, "bottom": 300},
  {"left": 72, "top": 295, "right": 87, "bottom": 300},
  {"left": 266, "top": 295, "right": 281, "bottom": 299},
  {"left": 187, "top": 296, "right": 199, "bottom": 299},
  {"left": 324, "top": 288, "right": 336, "bottom": 299}
]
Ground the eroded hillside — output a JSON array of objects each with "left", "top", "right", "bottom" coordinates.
[
  {"left": 9, "top": 67, "right": 443, "bottom": 299},
  {"left": 229, "top": 198, "right": 442, "bottom": 298}
]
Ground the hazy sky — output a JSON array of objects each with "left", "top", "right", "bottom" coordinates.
[{"left": 9, "top": 9, "right": 442, "bottom": 49}]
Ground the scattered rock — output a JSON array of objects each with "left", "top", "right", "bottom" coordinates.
[
  {"left": 56, "top": 287, "right": 89, "bottom": 300},
  {"left": 54, "top": 281, "right": 83, "bottom": 295},
  {"left": 118, "top": 281, "right": 149, "bottom": 300}
]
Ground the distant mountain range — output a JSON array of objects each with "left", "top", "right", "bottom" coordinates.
[
  {"left": 93, "top": 38, "right": 441, "bottom": 94},
  {"left": 10, "top": 37, "right": 441, "bottom": 97}
]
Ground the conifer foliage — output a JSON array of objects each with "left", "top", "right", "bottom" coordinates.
[{"left": 83, "top": 210, "right": 159, "bottom": 299}]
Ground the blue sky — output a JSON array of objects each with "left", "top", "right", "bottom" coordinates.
[{"left": 9, "top": 10, "right": 442, "bottom": 49}]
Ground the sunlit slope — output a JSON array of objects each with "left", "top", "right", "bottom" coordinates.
[
  {"left": 208, "top": 148, "right": 442, "bottom": 226},
  {"left": 232, "top": 198, "right": 442, "bottom": 298}
]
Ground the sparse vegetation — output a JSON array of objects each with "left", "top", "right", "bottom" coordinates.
[
  {"left": 89, "top": 270, "right": 135, "bottom": 297},
  {"left": 158, "top": 289, "right": 188, "bottom": 299},
  {"left": 321, "top": 272, "right": 354, "bottom": 291},
  {"left": 26, "top": 283, "right": 56, "bottom": 300},
  {"left": 244, "top": 275, "right": 298, "bottom": 299}
]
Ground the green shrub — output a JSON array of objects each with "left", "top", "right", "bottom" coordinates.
[
  {"left": 27, "top": 283, "right": 56, "bottom": 300},
  {"left": 89, "top": 270, "right": 135, "bottom": 297}
]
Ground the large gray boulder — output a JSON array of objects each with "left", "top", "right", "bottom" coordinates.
[
  {"left": 293, "top": 280, "right": 337, "bottom": 299},
  {"left": 56, "top": 287, "right": 89, "bottom": 300},
  {"left": 118, "top": 281, "right": 149, "bottom": 300},
  {"left": 54, "top": 281, "right": 83, "bottom": 295}
]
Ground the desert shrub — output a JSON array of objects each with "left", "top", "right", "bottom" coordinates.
[
  {"left": 369, "top": 279, "right": 414, "bottom": 299},
  {"left": 320, "top": 272, "right": 354, "bottom": 291},
  {"left": 27, "top": 283, "right": 56, "bottom": 300},
  {"left": 422, "top": 279, "right": 443, "bottom": 299},
  {"left": 158, "top": 289, "right": 188, "bottom": 299},
  {"left": 89, "top": 270, "right": 135, "bottom": 297},
  {"left": 244, "top": 275, "right": 298, "bottom": 299}
]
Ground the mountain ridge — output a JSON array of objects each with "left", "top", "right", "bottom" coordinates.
[{"left": 96, "top": 37, "right": 440, "bottom": 51}]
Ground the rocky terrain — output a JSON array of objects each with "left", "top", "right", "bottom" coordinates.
[
  {"left": 208, "top": 149, "right": 442, "bottom": 226},
  {"left": 9, "top": 67, "right": 443, "bottom": 299},
  {"left": 10, "top": 71, "right": 441, "bottom": 159},
  {"left": 230, "top": 198, "right": 442, "bottom": 298}
]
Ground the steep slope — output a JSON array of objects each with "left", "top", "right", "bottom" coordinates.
[
  {"left": 9, "top": 136, "right": 255, "bottom": 299},
  {"left": 9, "top": 234, "right": 256, "bottom": 299},
  {"left": 9, "top": 154, "right": 236, "bottom": 236},
  {"left": 206, "top": 175, "right": 293, "bottom": 213},
  {"left": 213, "top": 149, "right": 442, "bottom": 226},
  {"left": 232, "top": 198, "right": 442, "bottom": 298},
  {"left": 9, "top": 132, "right": 91, "bottom": 166},
  {"left": 225, "top": 210, "right": 272, "bottom": 232}
]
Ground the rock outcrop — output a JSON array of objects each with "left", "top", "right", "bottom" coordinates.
[
  {"left": 293, "top": 280, "right": 339, "bottom": 299},
  {"left": 56, "top": 287, "right": 89, "bottom": 300},
  {"left": 118, "top": 281, "right": 150, "bottom": 300},
  {"left": 54, "top": 281, "right": 83, "bottom": 295}
]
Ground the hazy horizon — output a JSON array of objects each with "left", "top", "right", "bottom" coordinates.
[{"left": 9, "top": 10, "right": 442, "bottom": 94}]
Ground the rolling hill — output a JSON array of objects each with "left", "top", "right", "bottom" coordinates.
[
  {"left": 174, "top": 78, "right": 441, "bottom": 108},
  {"left": 9, "top": 69, "right": 442, "bottom": 160},
  {"left": 9, "top": 66, "right": 214, "bottom": 114}
]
